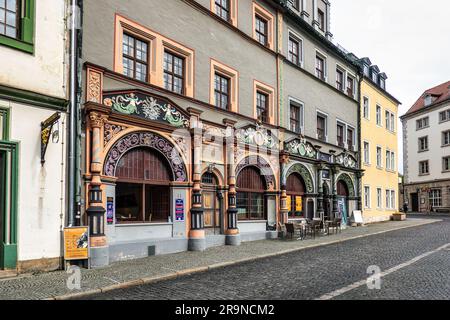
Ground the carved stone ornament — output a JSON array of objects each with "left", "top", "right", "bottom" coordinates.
[
  {"left": 335, "top": 151, "right": 357, "bottom": 169},
  {"left": 104, "top": 131, "right": 188, "bottom": 182},
  {"left": 284, "top": 138, "right": 318, "bottom": 160},
  {"left": 89, "top": 112, "right": 108, "bottom": 128},
  {"left": 235, "top": 155, "right": 276, "bottom": 190},
  {"left": 87, "top": 69, "right": 102, "bottom": 103},
  {"left": 235, "top": 125, "right": 278, "bottom": 150},
  {"left": 103, "top": 91, "right": 190, "bottom": 128},
  {"left": 104, "top": 123, "right": 127, "bottom": 146}
]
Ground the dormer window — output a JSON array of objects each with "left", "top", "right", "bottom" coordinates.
[
  {"left": 380, "top": 78, "right": 386, "bottom": 90},
  {"left": 371, "top": 72, "right": 378, "bottom": 83},
  {"left": 363, "top": 64, "right": 370, "bottom": 77},
  {"left": 424, "top": 95, "right": 433, "bottom": 107}
]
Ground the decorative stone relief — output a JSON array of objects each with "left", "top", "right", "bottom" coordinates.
[
  {"left": 103, "top": 91, "right": 190, "bottom": 128},
  {"left": 235, "top": 125, "right": 278, "bottom": 150},
  {"left": 335, "top": 152, "right": 357, "bottom": 169},
  {"left": 285, "top": 138, "right": 318, "bottom": 160},
  {"left": 104, "top": 123, "right": 127, "bottom": 146},
  {"left": 104, "top": 131, "right": 188, "bottom": 182},
  {"left": 87, "top": 69, "right": 102, "bottom": 103}
]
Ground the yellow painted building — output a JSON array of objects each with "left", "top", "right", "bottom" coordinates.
[{"left": 359, "top": 60, "right": 401, "bottom": 223}]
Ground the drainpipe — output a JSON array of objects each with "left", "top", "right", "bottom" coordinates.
[{"left": 68, "top": 0, "right": 81, "bottom": 226}]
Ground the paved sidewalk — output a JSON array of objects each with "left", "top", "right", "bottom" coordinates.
[{"left": 0, "top": 218, "right": 439, "bottom": 300}]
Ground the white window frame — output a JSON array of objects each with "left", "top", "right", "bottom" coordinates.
[
  {"left": 364, "top": 186, "right": 371, "bottom": 209},
  {"left": 289, "top": 97, "right": 305, "bottom": 134},
  {"left": 376, "top": 105, "right": 382, "bottom": 126},
  {"left": 287, "top": 29, "right": 304, "bottom": 68},
  {"left": 363, "top": 96, "right": 370, "bottom": 120},
  {"left": 429, "top": 189, "right": 442, "bottom": 208},
  {"left": 363, "top": 141, "right": 370, "bottom": 165},
  {"left": 377, "top": 188, "right": 382, "bottom": 209},
  {"left": 376, "top": 146, "right": 382, "bottom": 168},
  {"left": 386, "top": 149, "right": 391, "bottom": 171}
]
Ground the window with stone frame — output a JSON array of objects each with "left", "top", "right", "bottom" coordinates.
[
  {"left": 336, "top": 69, "right": 344, "bottom": 91},
  {"left": 255, "top": 14, "right": 268, "bottom": 46},
  {"left": 215, "top": 0, "right": 230, "bottom": 21},
  {"left": 290, "top": 103, "right": 302, "bottom": 134},
  {"left": 214, "top": 73, "right": 230, "bottom": 110},
  {"left": 429, "top": 189, "right": 442, "bottom": 208},
  {"left": 443, "top": 130, "right": 450, "bottom": 146},
  {"left": 164, "top": 50, "right": 185, "bottom": 94},
  {"left": 315, "top": 55, "right": 325, "bottom": 80},
  {"left": 419, "top": 160, "right": 429, "bottom": 175},
  {"left": 317, "top": 113, "right": 327, "bottom": 141},
  {"left": 419, "top": 136, "right": 428, "bottom": 152},
  {"left": 443, "top": 156, "right": 450, "bottom": 172},
  {"left": 256, "top": 91, "right": 268, "bottom": 123},
  {"left": 337, "top": 122, "right": 345, "bottom": 147},
  {"left": 288, "top": 36, "right": 301, "bottom": 65},
  {"left": 122, "top": 33, "right": 149, "bottom": 82},
  {"left": 347, "top": 127, "right": 355, "bottom": 151}
]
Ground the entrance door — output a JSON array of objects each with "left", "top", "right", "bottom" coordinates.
[
  {"left": 411, "top": 193, "right": 419, "bottom": 212},
  {"left": 202, "top": 173, "right": 221, "bottom": 234},
  {"left": 286, "top": 173, "right": 305, "bottom": 219}
]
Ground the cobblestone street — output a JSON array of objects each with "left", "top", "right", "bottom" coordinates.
[{"left": 78, "top": 216, "right": 450, "bottom": 300}]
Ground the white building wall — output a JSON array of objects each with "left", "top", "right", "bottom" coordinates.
[
  {"left": 0, "top": 0, "right": 68, "bottom": 99},
  {"left": 5, "top": 101, "right": 67, "bottom": 261},
  {"left": 405, "top": 102, "right": 450, "bottom": 183}
]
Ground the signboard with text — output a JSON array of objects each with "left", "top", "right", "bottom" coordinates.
[
  {"left": 175, "top": 199, "right": 184, "bottom": 222},
  {"left": 64, "top": 227, "right": 89, "bottom": 261}
]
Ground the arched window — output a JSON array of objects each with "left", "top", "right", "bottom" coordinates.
[
  {"left": 115, "top": 148, "right": 172, "bottom": 224},
  {"left": 286, "top": 173, "right": 305, "bottom": 218},
  {"left": 236, "top": 166, "right": 266, "bottom": 220}
]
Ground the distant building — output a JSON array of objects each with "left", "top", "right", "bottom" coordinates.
[{"left": 401, "top": 81, "right": 450, "bottom": 213}]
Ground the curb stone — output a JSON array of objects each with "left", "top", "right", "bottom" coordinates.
[{"left": 48, "top": 219, "right": 440, "bottom": 300}]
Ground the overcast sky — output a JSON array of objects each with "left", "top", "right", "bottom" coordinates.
[{"left": 331, "top": 0, "right": 450, "bottom": 173}]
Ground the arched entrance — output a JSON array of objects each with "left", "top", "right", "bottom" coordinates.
[
  {"left": 201, "top": 172, "right": 222, "bottom": 235},
  {"left": 236, "top": 166, "right": 266, "bottom": 220},
  {"left": 115, "top": 147, "right": 172, "bottom": 223},
  {"left": 286, "top": 173, "right": 306, "bottom": 219}
]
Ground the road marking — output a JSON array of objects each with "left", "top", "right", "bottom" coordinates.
[{"left": 316, "top": 242, "right": 450, "bottom": 300}]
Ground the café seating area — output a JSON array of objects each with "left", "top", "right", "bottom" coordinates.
[{"left": 282, "top": 218, "right": 343, "bottom": 241}]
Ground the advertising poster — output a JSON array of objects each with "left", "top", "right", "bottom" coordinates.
[
  {"left": 338, "top": 198, "right": 348, "bottom": 229},
  {"left": 175, "top": 199, "right": 184, "bottom": 221},
  {"left": 64, "top": 227, "right": 89, "bottom": 261},
  {"left": 107, "top": 197, "right": 114, "bottom": 225}
]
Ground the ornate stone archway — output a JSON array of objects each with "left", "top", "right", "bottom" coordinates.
[
  {"left": 103, "top": 131, "right": 188, "bottom": 182},
  {"left": 285, "top": 163, "right": 315, "bottom": 194},
  {"left": 235, "top": 155, "right": 276, "bottom": 191},
  {"left": 336, "top": 173, "right": 356, "bottom": 197}
]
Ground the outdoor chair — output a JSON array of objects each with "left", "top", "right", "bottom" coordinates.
[{"left": 285, "top": 223, "right": 296, "bottom": 240}]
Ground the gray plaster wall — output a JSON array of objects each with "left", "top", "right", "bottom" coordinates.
[{"left": 83, "top": 0, "right": 278, "bottom": 121}]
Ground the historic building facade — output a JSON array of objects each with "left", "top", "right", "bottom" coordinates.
[
  {"left": 0, "top": 0, "right": 69, "bottom": 272},
  {"left": 81, "top": 0, "right": 362, "bottom": 267},
  {"left": 401, "top": 81, "right": 450, "bottom": 213},
  {"left": 357, "top": 58, "right": 401, "bottom": 223}
]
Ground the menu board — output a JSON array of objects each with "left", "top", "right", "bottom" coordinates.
[{"left": 64, "top": 227, "right": 89, "bottom": 261}]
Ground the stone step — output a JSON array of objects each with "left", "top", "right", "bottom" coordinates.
[{"left": 0, "top": 270, "right": 18, "bottom": 280}]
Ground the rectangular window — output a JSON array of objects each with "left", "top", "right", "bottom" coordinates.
[
  {"left": 386, "top": 190, "right": 390, "bottom": 209},
  {"left": 386, "top": 150, "right": 391, "bottom": 170},
  {"left": 347, "top": 76, "right": 354, "bottom": 97},
  {"left": 391, "top": 152, "right": 395, "bottom": 171},
  {"left": 317, "top": 114, "right": 327, "bottom": 141},
  {"left": 419, "top": 136, "right": 428, "bottom": 152},
  {"left": 363, "top": 97, "right": 369, "bottom": 119},
  {"left": 288, "top": 0, "right": 300, "bottom": 10},
  {"left": 122, "top": 34, "right": 149, "bottom": 82},
  {"left": 0, "top": 0, "right": 20, "bottom": 39},
  {"left": 215, "top": 0, "right": 230, "bottom": 21},
  {"left": 290, "top": 103, "right": 301, "bottom": 133},
  {"left": 347, "top": 127, "right": 354, "bottom": 151},
  {"left": 256, "top": 91, "right": 268, "bottom": 123},
  {"left": 416, "top": 117, "right": 429, "bottom": 130},
  {"left": 443, "top": 130, "right": 450, "bottom": 146},
  {"left": 439, "top": 109, "right": 450, "bottom": 123},
  {"left": 255, "top": 14, "right": 268, "bottom": 46},
  {"left": 164, "top": 50, "right": 185, "bottom": 94},
  {"left": 390, "top": 113, "right": 395, "bottom": 132},
  {"left": 419, "top": 160, "right": 429, "bottom": 175},
  {"left": 317, "top": 9, "right": 325, "bottom": 30},
  {"left": 337, "top": 123, "right": 345, "bottom": 147},
  {"left": 288, "top": 36, "right": 300, "bottom": 65},
  {"left": 377, "top": 188, "right": 382, "bottom": 209},
  {"left": 377, "top": 147, "right": 382, "bottom": 167},
  {"left": 214, "top": 73, "right": 230, "bottom": 110},
  {"left": 429, "top": 189, "right": 442, "bottom": 208},
  {"left": 390, "top": 190, "right": 396, "bottom": 210},
  {"left": 443, "top": 156, "right": 450, "bottom": 172},
  {"left": 385, "top": 111, "right": 390, "bottom": 130},
  {"left": 364, "top": 186, "right": 370, "bottom": 208},
  {"left": 315, "top": 55, "right": 325, "bottom": 80},
  {"left": 336, "top": 69, "right": 344, "bottom": 91},
  {"left": 364, "top": 142, "right": 370, "bottom": 164},
  {"left": 376, "top": 105, "right": 382, "bottom": 126}
]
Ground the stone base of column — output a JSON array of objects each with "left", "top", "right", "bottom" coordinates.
[
  {"left": 89, "top": 246, "right": 109, "bottom": 268},
  {"left": 188, "top": 230, "right": 206, "bottom": 252},
  {"left": 225, "top": 233, "right": 241, "bottom": 246}
]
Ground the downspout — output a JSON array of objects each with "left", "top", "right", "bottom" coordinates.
[{"left": 68, "top": 0, "right": 81, "bottom": 226}]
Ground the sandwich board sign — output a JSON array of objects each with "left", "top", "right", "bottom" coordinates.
[{"left": 352, "top": 210, "right": 364, "bottom": 224}]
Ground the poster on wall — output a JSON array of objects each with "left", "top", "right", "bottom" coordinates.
[
  {"left": 175, "top": 199, "right": 184, "bottom": 222},
  {"left": 107, "top": 197, "right": 114, "bottom": 225},
  {"left": 295, "top": 196, "right": 303, "bottom": 212},
  {"left": 338, "top": 198, "right": 348, "bottom": 229},
  {"left": 64, "top": 227, "right": 89, "bottom": 261}
]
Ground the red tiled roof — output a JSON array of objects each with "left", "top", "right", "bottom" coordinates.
[{"left": 405, "top": 80, "right": 450, "bottom": 115}]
